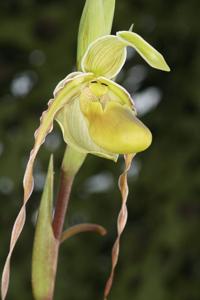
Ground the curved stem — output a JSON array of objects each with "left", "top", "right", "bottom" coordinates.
[{"left": 61, "top": 223, "right": 107, "bottom": 243}]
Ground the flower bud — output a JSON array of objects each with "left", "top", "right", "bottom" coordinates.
[{"left": 77, "top": 0, "right": 115, "bottom": 69}]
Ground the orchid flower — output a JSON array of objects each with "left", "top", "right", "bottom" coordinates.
[{"left": 1, "top": 1, "right": 170, "bottom": 299}]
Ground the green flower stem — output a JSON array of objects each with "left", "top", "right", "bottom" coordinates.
[
  {"left": 52, "top": 146, "right": 86, "bottom": 240},
  {"left": 52, "top": 170, "right": 73, "bottom": 240},
  {"left": 45, "top": 146, "right": 86, "bottom": 300}
]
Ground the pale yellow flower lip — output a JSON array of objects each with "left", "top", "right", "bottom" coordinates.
[
  {"left": 82, "top": 100, "right": 152, "bottom": 154},
  {"left": 54, "top": 72, "right": 152, "bottom": 157}
]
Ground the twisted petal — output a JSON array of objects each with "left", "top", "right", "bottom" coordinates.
[
  {"left": 1, "top": 72, "right": 93, "bottom": 300},
  {"left": 117, "top": 31, "right": 170, "bottom": 71},
  {"left": 104, "top": 154, "right": 134, "bottom": 299}
]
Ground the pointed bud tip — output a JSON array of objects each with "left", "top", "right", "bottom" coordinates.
[
  {"left": 162, "top": 63, "right": 171, "bottom": 72},
  {"left": 129, "top": 23, "right": 134, "bottom": 31}
]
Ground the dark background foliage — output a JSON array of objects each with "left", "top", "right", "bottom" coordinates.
[{"left": 0, "top": 0, "right": 200, "bottom": 299}]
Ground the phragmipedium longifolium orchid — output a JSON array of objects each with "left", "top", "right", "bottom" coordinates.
[{"left": 1, "top": 1, "right": 170, "bottom": 299}]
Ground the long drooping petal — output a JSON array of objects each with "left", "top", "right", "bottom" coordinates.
[
  {"left": 1, "top": 73, "right": 93, "bottom": 300},
  {"left": 81, "top": 31, "right": 170, "bottom": 79},
  {"left": 104, "top": 154, "right": 134, "bottom": 299}
]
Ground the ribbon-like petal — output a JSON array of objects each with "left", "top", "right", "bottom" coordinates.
[{"left": 1, "top": 72, "right": 93, "bottom": 300}]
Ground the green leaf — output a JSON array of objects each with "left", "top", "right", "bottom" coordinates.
[
  {"left": 32, "top": 156, "right": 58, "bottom": 300},
  {"left": 82, "top": 35, "right": 126, "bottom": 79},
  {"left": 117, "top": 31, "right": 170, "bottom": 71}
]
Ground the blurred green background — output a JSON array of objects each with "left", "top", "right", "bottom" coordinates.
[{"left": 0, "top": 0, "right": 200, "bottom": 299}]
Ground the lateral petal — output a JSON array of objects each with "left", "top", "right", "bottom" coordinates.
[{"left": 1, "top": 73, "right": 93, "bottom": 300}]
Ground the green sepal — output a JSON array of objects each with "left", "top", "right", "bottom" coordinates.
[
  {"left": 32, "top": 156, "right": 59, "bottom": 300},
  {"left": 117, "top": 31, "right": 170, "bottom": 71},
  {"left": 81, "top": 30, "right": 170, "bottom": 79},
  {"left": 82, "top": 35, "right": 126, "bottom": 79}
]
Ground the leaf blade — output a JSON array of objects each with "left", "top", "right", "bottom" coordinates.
[{"left": 32, "top": 156, "right": 58, "bottom": 300}]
